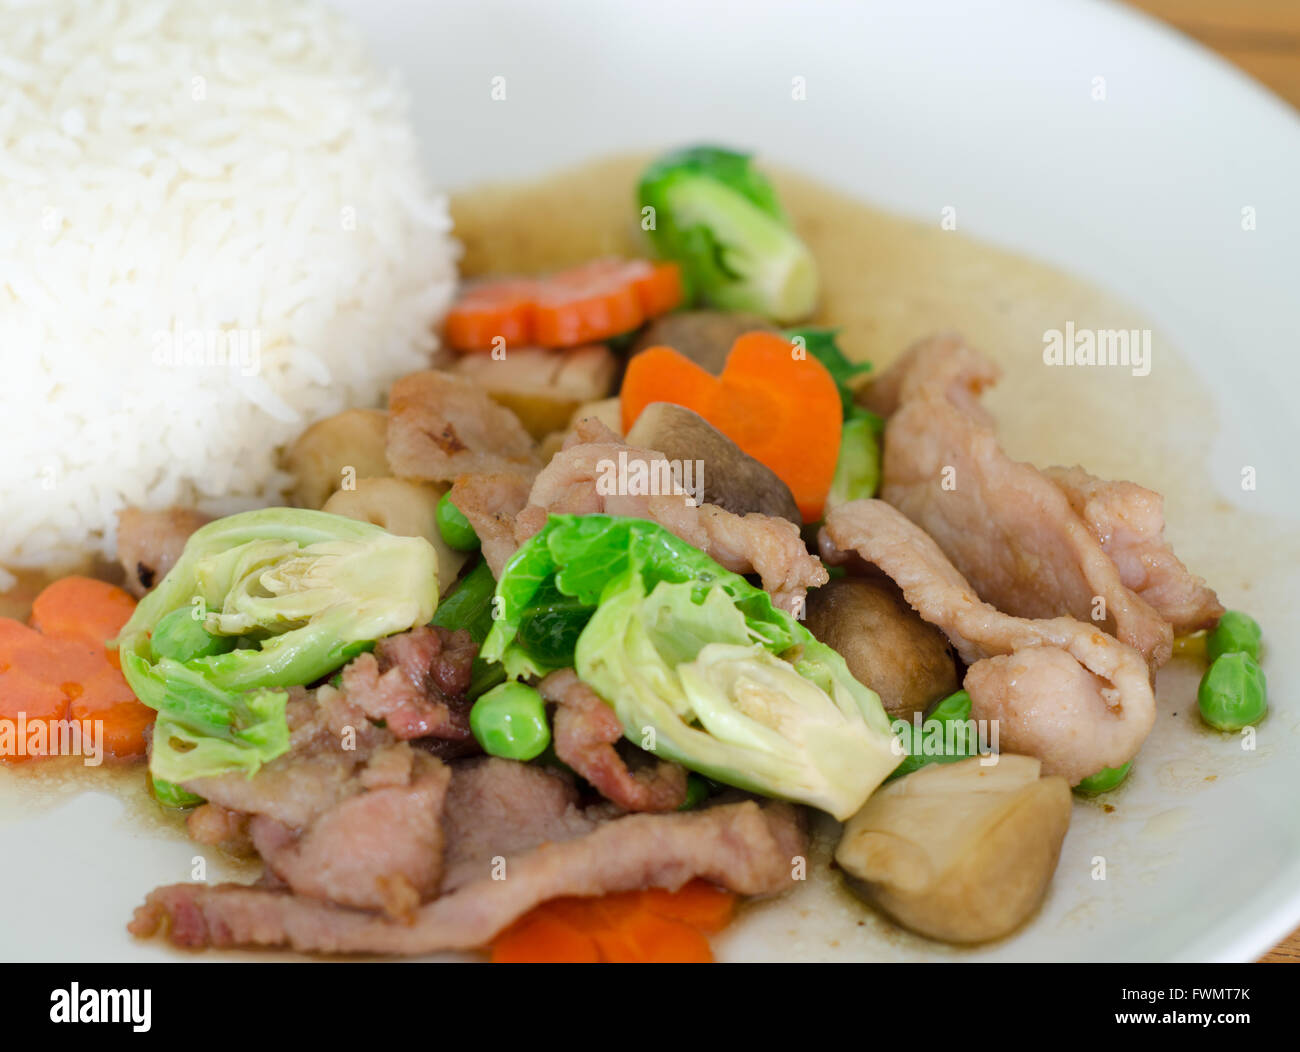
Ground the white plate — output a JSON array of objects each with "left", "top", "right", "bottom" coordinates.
[{"left": 6, "top": 0, "right": 1298, "bottom": 963}]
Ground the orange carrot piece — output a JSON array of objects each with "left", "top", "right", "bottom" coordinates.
[
  {"left": 594, "top": 910, "right": 713, "bottom": 963},
  {"left": 444, "top": 278, "right": 537, "bottom": 353},
  {"left": 1, "top": 578, "right": 151, "bottom": 764},
  {"left": 618, "top": 346, "right": 716, "bottom": 433},
  {"left": 0, "top": 669, "right": 69, "bottom": 764},
  {"left": 631, "top": 262, "right": 686, "bottom": 319},
  {"left": 70, "top": 663, "right": 154, "bottom": 762},
  {"left": 30, "top": 576, "right": 137, "bottom": 646},
  {"left": 641, "top": 880, "right": 736, "bottom": 933},
  {"left": 621, "top": 331, "right": 842, "bottom": 520},
  {"left": 491, "top": 910, "right": 601, "bottom": 963},
  {"left": 444, "top": 259, "right": 685, "bottom": 352},
  {"left": 489, "top": 883, "right": 735, "bottom": 964},
  {"left": 532, "top": 260, "right": 645, "bottom": 349}
]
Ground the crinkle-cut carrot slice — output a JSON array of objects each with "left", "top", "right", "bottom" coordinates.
[{"left": 490, "top": 909, "right": 601, "bottom": 963}]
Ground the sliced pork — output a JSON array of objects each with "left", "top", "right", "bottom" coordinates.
[
  {"left": 447, "top": 471, "right": 533, "bottom": 579},
  {"left": 386, "top": 370, "right": 540, "bottom": 483},
  {"left": 514, "top": 419, "right": 827, "bottom": 613},
  {"left": 439, "top": 756, "right": 599, "bottom": 891},
  {"left": 115, "top": 506, "right": 211, "bottom": 595},
  {"left": 821, "top": 499, "right": 1156, "bottom": 784},
  {"left": 1044, "top": 465, "right": 1223, "bottom": 635},
  {"left": 186, "top": 803, "right": 253, "bottom": 857},
  {"left": 540, "top": 669, "right": 688, "bottom": 812},
  {"left": 129, "top": 798, "right": 805, "bottom": 955},
  {"left": 185, "top": 685, "right": 392, "bottom": 829},
  {"left": 873, "top": 334, "right": 1174, "bottom": 668},
  {"left": 249, "top": 751, "right": 449, "bottom": 919},
  {"left": 339, "top": 625, "right": 477, "bottom": 741}
]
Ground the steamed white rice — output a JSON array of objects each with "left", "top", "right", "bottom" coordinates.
[{"left": 0, "top": 0, "right": 458, "bottom": 585}]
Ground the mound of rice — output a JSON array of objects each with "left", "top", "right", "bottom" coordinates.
[{"left": 0, "top": 0, "right": 457, "bottom": 585}]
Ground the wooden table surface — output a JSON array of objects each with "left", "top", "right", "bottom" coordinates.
[{"left": 1126, "top": 0, "right": 1298, "bottom": 963}]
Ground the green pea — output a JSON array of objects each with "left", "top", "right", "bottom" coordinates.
[
  {"left": 150, "top": 604, "right": 236, "bottom": 664},
  {"left": 1206, "top": 610, "right": 1262, "bottom": 664},
  {"left": 1074, "top": 761, "right": 1132, "bottom": 795},
  {"left": 470, "top": 681, "right": 550, "bottom": 760},
  {"left": 437, "top": 491, "right": 480, "bottom": 552},
  {"left": 1197, "top": 652, "right": 1267, "bottom": 731},
  {"left": 677, "top": 773, "right": 710, "bottom": 811}
]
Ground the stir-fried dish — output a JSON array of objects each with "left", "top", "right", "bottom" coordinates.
[{"left": 2, "top": 146, "right": 1266, "bottom": 962}]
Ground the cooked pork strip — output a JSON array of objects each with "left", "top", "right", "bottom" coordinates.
[
  {"left": 339, "top": 625, "right": 477, "bottom": 741},
  {"left": 1044, "top": 465, "right": 1223, "bottom": 635},
  {"left": 875, "top": 334, "right": 1174, "bottom": 669},
  {"left": 439, "top": 756, "right": 598, "bottom": 892},
  {"left": 447, "top": 471, "right": 533, "bottom": 578},
  {"left": 821, "top": 499, "right": 1156, "bottom": 783},
  {"left": 386, "top": 370, "right": 541, "bottom": 483},
  {"left": 513, "top": 419, "right": 827, "bottom": 613},
  {"left": 186, "top": 803, "right": 253, "bottom": 856},
  {"left": 249, "top": 752, "right": 449, "bottom": 919},
  {"left": 115, "top": 506, "right": 211, "bottom": 595},
  {"left": 185, "top": 685, "right": 392, "bottom": 829},
  {"left": 540, "top": 669, "right": 688, "bottom": 812},
  {"left": 129, "top": 799, "right": 805, "bottom": 955}
]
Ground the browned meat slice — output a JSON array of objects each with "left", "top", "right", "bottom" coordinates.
[
  {"left": 540, "top": 670, "right": 688, "bottom": 812},
  {"left": 115, "top": 506, "right": 210, "bottom": 595},
  {"left": 514, "top": 419, "right": 827, "bottom": 613},
  {"left": 1044, "top": 465, "right": 1223, "bottom": 635},
  {"left": 440, "top": 756, "right": 598, "bottom": 891},
  {"left": 875, "top": 335, "right": 1173, "bottom": 669},
  {"left": 186, "top": 685, "right": 392, "bottom": 829},
  {"left": 339, "top": 625, "right": 477, "bottom": 741},
  {"left": 821, "top": 499, "right": 1156, "bottom": 784},
  {"left": 248, "top": 751, "right": 450, "bottom": 919},
  {"left": 186, "top": 803, "right": 253, "bottom": 856},
  {"left": 386, "top": 370, "right": 540, "bottom": 483},
  {"left": 447, "top": 471, "right": 533, "bottom": 578},
  {"left": 128, "top": 799, "right": 804, "bottom": 954}
]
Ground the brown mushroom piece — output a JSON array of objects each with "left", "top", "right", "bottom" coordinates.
[
  {"left": 451, "top": 344, "right": 618, "bottom": 440},
  {"left": 803, "top": 576, "right": 959, "bottom": 719},
  {"left": 625, "top": 402, "right": 801, "bottom": 523},
  {"left": 282, "top": 408, "right": 390, "bottom": 509},
  {"left": 629, "top": 310, "right": 778, "bottom": 375},
  {"left": 836, "top": 755, "right": 1072, "bottom": 944}
]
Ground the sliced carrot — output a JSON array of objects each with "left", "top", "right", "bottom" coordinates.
[
  {"left": 0, "top": 668, "right": 70, "bottom": 764},
  {"left": 596, "top": 910, "right": 714, "bottom": 963},
  {"left": 491, "top": 910, "right": 601, "bottom": 963},
  {"left": 489, "top": 882, "right": 734, "bottom": 963},
  {"left": 621, "top": 331, "right": 843, "bottom": 521},
  {"left": 631, "top": 262, "right": 686, "bottom": 319},
  {"left": 641, "top": 880, "right": 737, "bottom": 933},
  {"left": 444, "top": 278, "right": 537, "bottom": 352},
  {"left": 71, "top": 663, "right": 155, "bottom": 762},
  {"left": 1, "top": 578, "right": 151, "bottom": 764},
  {"left": 444, "top": 259, "right": 684, "bottom": 352},
  {"left": 30, "top": 576, "right": 137, "bottom": 645},
  {"left": 619, "top": 347, "right": 718, "bottom": 433}
]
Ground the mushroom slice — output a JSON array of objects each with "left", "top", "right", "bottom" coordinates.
[
  {"left": 630, "top": 310, "right": 778, "bottom": 375},
  {"left": 803, "top": 576, "right": 958, "bottom": 719},
  {"left": 835, "top": 754, "right": 1071, "bottom": 944},
  {"left": 625, "top": 402, "right": 801, "bottom": 523}
]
